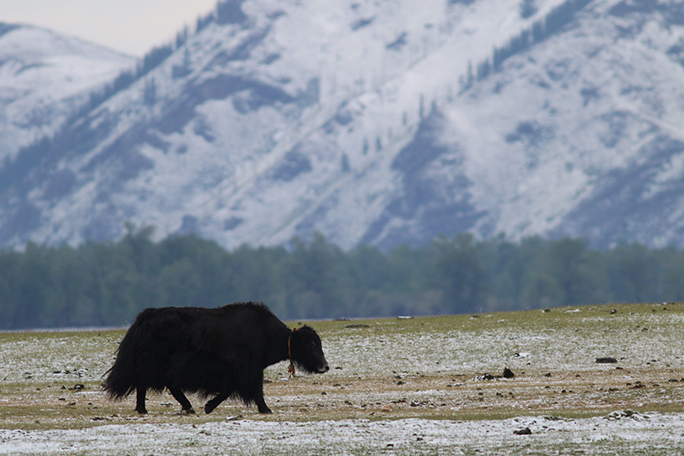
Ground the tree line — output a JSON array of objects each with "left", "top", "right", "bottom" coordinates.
[{"left": 1, "top": 226, "right": 683, "bottom": 330}]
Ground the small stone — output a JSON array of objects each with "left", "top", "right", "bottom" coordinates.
[
  {"left": 503, "top": 368, "right": 515, "bottom": 378},
  {"left": 514, "top": 427, "right": 532, "bottom": 435},
  {"left": 596, "top": 357, "right": 618, "bottom": 364}
]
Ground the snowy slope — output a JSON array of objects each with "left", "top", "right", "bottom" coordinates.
[
  {"left": 445, "top": 0, "right": 684, "bottom": 247},
  {"left": 1, "top": 0, "right": 683, "bottom": 250},
  {"left": 0, "top": 23, "right": 135, "bottom": 163}
]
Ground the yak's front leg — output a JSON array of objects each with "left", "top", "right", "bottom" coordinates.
[
  {"left": 168, "top": 387, "right": 195, "bottom": 414},
  {"left": 251, "top": 370, "right": 272, "bottom": 414},
  {"left": 255, "top": 394, "right": 272, "bottom": 414},
  {"left": 254, "top": 381, "right": 272, "bottom": 414},
  {"left": 135, "top": 387, "right": 148, "bottom": 414}
]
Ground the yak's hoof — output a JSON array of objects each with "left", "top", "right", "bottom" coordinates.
[
  {"left": 205, "top": 403, "right": 216, "bottom": 414},
  {"left": 180, "top": 408, "right": 196, "bottom": 415},
  {"left": 135, "top": 408, "right": 148, "bottom": 415},
  {"left": 258, "top": 407, "right": 273, "bottom": 414}
]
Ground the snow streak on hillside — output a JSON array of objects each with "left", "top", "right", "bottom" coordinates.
[{"left": 1, "top": 0, "right": 684, "bottom": 250}]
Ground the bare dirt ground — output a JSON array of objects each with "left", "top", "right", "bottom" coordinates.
[{"left": 1, "top": 302, "right": 684, "bottom": 454}]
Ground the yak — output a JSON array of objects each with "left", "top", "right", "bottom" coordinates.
[{"left": 102, "top": 302, "right": 329, "bottom": 414}]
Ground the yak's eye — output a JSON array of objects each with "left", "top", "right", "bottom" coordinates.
[{"left": 308, "top": 340, "right": 316, "bottom": 348}]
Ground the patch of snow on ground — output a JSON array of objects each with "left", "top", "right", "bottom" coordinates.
[{"left": 2, "top": 412, "right": 684, "bottom": 455}]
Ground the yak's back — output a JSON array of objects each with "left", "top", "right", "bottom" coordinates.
[
  {"left": 126, "top": 307, "right": 196, "bottom": 351},
  {"left": 190, "top": 302, "right": 286, "bottom": 358},
  {"left": 134, "top": 302, "right": 285, "bottom": 355}
]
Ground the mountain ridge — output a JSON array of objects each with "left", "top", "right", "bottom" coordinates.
[{"left": 1, "top": 0, "right": 684, "bottom": 251}]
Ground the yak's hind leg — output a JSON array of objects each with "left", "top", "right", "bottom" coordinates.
[
  {"left": 204, "top": 393, "right": 229, "bottom": 414},
  {"left": 135, "top": 388, "right": 148, "bottom": 414},
  {"left": 168, "top": 387, "right": 195, "bottom": 414}
]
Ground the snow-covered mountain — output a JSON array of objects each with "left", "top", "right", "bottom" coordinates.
[
  {"left": 0, "top": 23, "right": 135, "bottom": 164},
  {"left": 1, "top": 0, "right": 683, "bottom": 250}
]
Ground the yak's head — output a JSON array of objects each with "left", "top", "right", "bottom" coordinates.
[{"left": 290, "top": 325, "right": 329, "bottom": 374}]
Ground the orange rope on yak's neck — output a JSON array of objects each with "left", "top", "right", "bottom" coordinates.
[{"left": 288, "top": 327, "right": 297, "bottom": 377}]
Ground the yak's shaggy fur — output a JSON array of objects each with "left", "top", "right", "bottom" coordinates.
[{"left": 103, "top": 302, "right": 328, "bottom": 414}]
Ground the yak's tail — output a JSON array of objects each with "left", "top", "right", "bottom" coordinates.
[
  {"left": 102, "top": 309, "right": 161, "bottom": 400},
  {"left": 102, "top": 320, "right": 143, "bottom": 400}
]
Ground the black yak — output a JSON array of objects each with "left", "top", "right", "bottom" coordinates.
[{"left": 102, "top": 302, "right": 329, "bottom": 414}]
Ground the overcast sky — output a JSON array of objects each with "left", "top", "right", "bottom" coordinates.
[{"left": 0, "top": 0, "right": 218, "bottom": 57}]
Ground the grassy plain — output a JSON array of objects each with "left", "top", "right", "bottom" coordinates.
[{"left": 1, "top": 301, "right": 684, "bottom": 454}]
